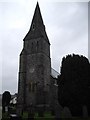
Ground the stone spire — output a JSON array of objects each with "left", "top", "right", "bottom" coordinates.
[
  {"left": 31, "top": 2, "right": 44, "bottom": 29},
  {"left": 24, "top": 2, "right": 49, "bottom": 43}
]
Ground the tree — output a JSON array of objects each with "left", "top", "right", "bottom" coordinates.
[
  {"left": 58, "top": 54, "right": 90, "bottom": 116},
  {"left": 2, "top": 91, "right": 11, "bottom": 113}
]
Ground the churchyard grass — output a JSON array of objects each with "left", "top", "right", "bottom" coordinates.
[
  {"left": 34, "top": 112, "right": 55, "bottom": 119},
  {"left": 2, "top": 112, "right": 10, "bottom": 119},
  {"left": 22, "top": 111, "right": 55, "bottom": 119},
  {"left": 22, "top": 111, "right": 90, "bottom": 120},
  {"left": 22, "top": 112, "right": 28, "bottom": 119}
]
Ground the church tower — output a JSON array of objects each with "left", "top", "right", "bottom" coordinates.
[{"left": 17, "top": 2, "right": 51, "bottom": 114}]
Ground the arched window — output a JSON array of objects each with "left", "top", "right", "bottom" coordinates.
[
  {"left": 29, "top": 82, "right": 31, "bottom": 92},
  {"left": 32, "top": 83, "right": 35, "bottom": 92},
  {"left": 31, "top": 42, "right": 33, "bottom": 52},
  {"left": 37, "top": 41, "right": 38, "bottom": 46},
  {"left": 29, "top": 82, "right": 36, "bottom": 92},
  {"left": 36, "top": 41, "right": 39, "bottom": 52},
  {"left": 32, "top": 23, "right": 35, "bottom": 31}
]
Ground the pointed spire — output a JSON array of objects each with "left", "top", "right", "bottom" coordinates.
[
  {"left": 24, "top": 2, "right": 49, "bottom": 43},
  {"left": 30, "top": 1, "right": 44, "bottom": 29}
]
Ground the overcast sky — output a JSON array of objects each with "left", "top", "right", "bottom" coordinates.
[{"left": 1, "top": 0, "right": 89, "bottom": 94}]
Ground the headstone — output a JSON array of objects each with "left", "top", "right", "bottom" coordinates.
[
  {"left": 62, "top": 106, "right": 72, "bottom": 118},
  {"left": 55, "top": 101, "right": 63, "bottom": 118},
  {"left": 82, "top": 105, "right": 88, "bottom": 117}
]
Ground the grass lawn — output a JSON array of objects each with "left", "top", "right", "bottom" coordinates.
[
  {"left": 22, "top": 111, "right": 55, "bottom": 120},
  {"left": 34, "top": 112, "right": 55, "bottom": 120},
  {"left": 22, "top": 111, "right": 90, "bottom": 120}
]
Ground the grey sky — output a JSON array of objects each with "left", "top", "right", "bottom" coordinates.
[{"left": 1, "top": 0, "right": 88, "bottom": 94}]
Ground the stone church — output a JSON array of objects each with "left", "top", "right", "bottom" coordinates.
[{"left": 17, "top": 2, "right": 59, "bottom": 115}]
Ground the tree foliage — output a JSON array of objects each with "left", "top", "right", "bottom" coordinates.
[
  {"left": 2, "top": 91, "right": 11, "bottom": 113},
  {"left": 58, "top": 54, "right": 90, "bottom": 116}
]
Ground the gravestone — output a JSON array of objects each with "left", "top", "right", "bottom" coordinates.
[
  {"left": 62, "top": 106, "right": 72, "bottom": 118},
  {"left": 82, "top": 105, "right": 88, "bottom": 118},
  {"left": 55, "top": 100, "right": 63, "bottom": 118}
]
